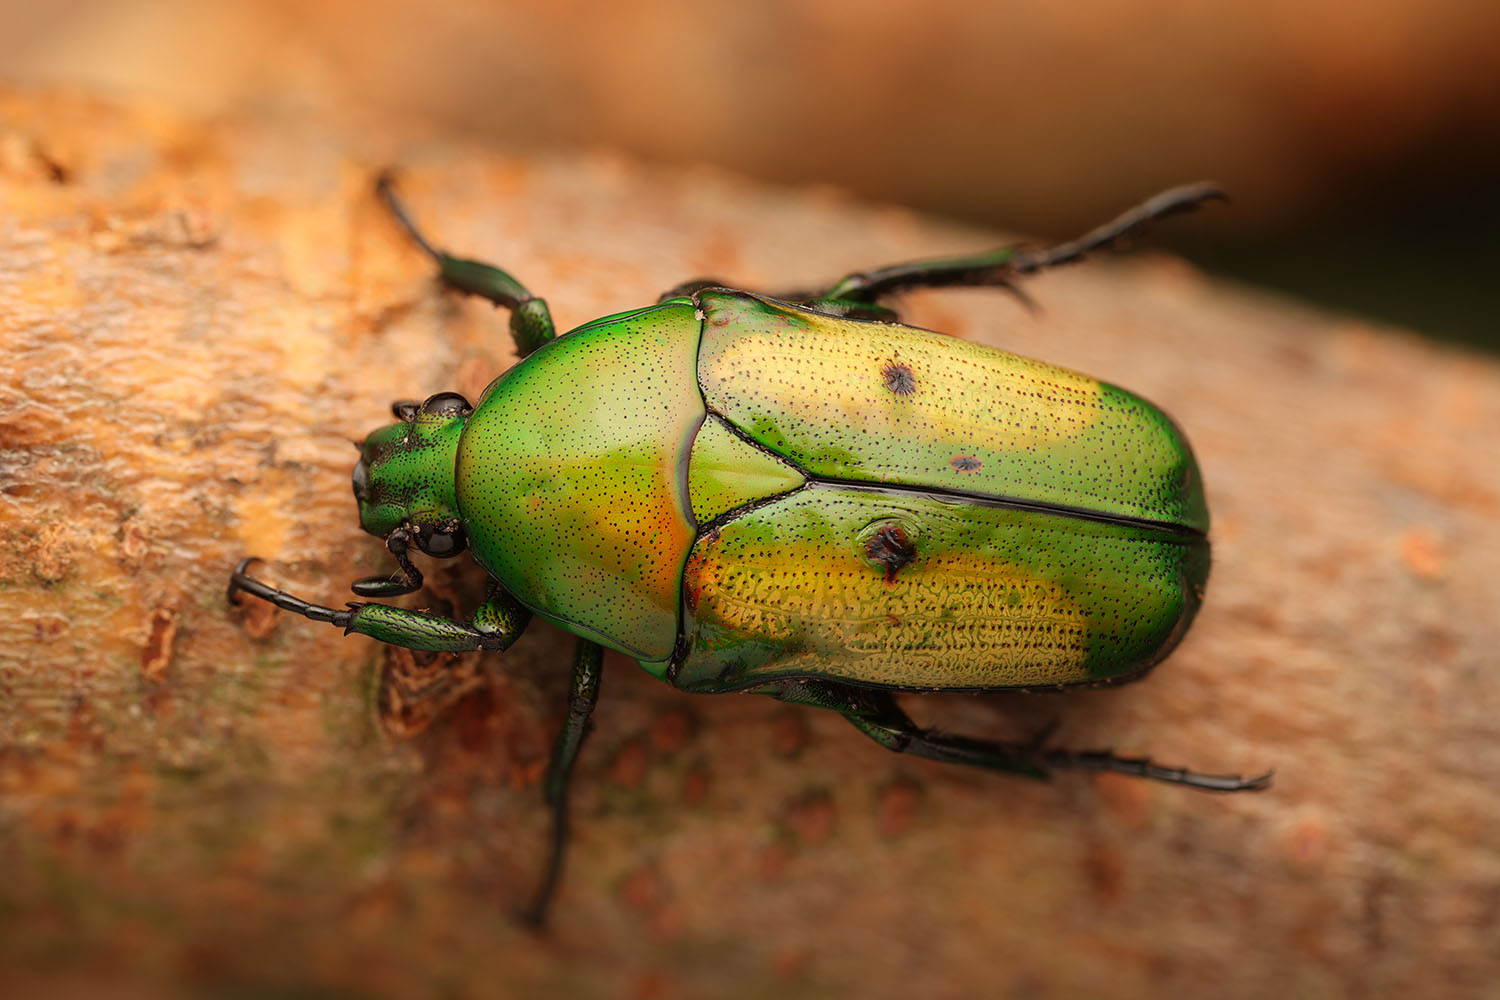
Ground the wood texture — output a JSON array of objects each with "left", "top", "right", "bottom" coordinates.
[{"left": 2, "top": 89, "right": 1497, "bottom": 1000}]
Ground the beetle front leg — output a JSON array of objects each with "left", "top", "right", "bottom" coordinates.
[
  {"left": 377, "top": 173, "right": 557, "bottom": 358},
  {"left": 228, "top": 558, "right": 530, "bottom": 653},
  {"left": 838, "top": 689, "right": 1270, "bottom": 793},
  {"left": 522, "top": 638, "right": 603, "bottom": 928}
]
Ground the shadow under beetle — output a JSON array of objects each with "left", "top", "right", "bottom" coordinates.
[{"left": 229, "top": 177, "right": 1271, "bottom": 925}]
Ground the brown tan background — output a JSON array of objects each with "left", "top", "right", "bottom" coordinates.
[
  {"left": 4, "top": 0, "right": 1499, "bottom": 348},
  {"left": 2, "top": 4, "right": 1499, "bottom": 999}
]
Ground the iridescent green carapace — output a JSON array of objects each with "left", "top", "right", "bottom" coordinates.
[{"left": 444, "top": 290, "right": 1208, "bottom": 691}]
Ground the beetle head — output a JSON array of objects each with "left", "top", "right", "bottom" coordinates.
[{"left": 353, "top": 391, "right": 472, "bottom": 558}]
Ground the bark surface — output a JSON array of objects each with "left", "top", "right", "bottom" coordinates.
[{"left": 2, "top": 90, "right": 1497, "bottom": 1000}]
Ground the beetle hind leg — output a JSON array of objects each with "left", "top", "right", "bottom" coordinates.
[
  {"left": 809, "top": 182, "right": 1226, "bottom": 306},
  {"left": 659, "top": 183, "right": 1222, "bottom": 321},
  {"left": 1035, "top": 745, "right": 1273, "bottom": 792},
  {"left": 826, "top": 687, "right": 1270, "bottom": 792},
  {"left": 842, "top": 694, "right": 1048, "bottom": 781},
  {"left": 658, "top": 279, "right": 901, "bottom": 322}
]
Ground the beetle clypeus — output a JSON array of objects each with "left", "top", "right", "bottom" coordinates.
[{"left": 229, "top": 177, "right": 1270, "bottom": 925}]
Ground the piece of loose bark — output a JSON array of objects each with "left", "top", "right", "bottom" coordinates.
[{"left": 1, "top": 89, "right": 1497, "bottom": 1000}]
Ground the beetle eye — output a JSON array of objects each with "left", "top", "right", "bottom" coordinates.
[
  {"left": 415, "top": 521, "right": 467, "bottom": 558},
  {"left": 421, "top": 392, "right": 472, "bottom": 417},
  {"left": 352, "top": 456, "right": 370, "bottom": 503}
]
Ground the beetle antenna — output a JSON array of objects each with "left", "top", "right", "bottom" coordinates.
[{"left": 993, "top": 277, "right": 1040, "bottom": 315}]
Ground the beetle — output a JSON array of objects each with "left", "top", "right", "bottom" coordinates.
[{"left": 229, "top": 177, "right": 1270, "bottom": 924}]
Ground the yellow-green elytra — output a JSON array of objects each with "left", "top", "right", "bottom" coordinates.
[
  {"left": 229, "top": 180, "right": 1269, "bottom": 926},
  {"left": 455, "top": 290, "right": 1208, "bottom": 688}
]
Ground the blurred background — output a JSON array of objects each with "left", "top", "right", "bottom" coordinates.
[
  {"left": 2, "top": 0, "right": 1497, "bottom": 350},
  {"left": 2, "top": 0, "right": 1500, "bottom": 352}
]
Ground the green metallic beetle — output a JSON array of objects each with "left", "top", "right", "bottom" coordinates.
[{"left": 229, "top": 178, "right": 1270, "bottom": 924}]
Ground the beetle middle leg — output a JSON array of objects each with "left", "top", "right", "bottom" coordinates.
[
  {"left": 377, "top": 173, "right": 557, "bottom": 358},
  {"left": 229, "top": 560, "right": 606, "bottom": 921},
  {"left": 522, "top": 638, "right": 603, "bottom": 928}
]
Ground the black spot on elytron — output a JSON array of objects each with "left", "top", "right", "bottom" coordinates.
[
  {"left": 951, "top": 455, "right": 982, "bottom": 472},
  {"left": 882, "top": 361, "right": 917, "bottom": 396},
  {"left": 865, "top": 525, "right": 917, "bottom": 584}
]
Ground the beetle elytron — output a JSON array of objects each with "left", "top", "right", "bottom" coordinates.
[{"left": 230, "top": 177, "right": 1270, "bottom": 924}]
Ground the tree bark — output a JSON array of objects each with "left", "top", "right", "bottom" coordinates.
[{"left": 2, "top": 89, "right": 1497, "bottom": 1000}]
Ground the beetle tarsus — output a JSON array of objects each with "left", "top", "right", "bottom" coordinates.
[
  {"left": 1010, "top": 181, "right": 1227, "bottom": 274},
  {"left": 376, "top": 170, "right": 443, "bottom": 262},
  {"left": 802, "top": 182, "right": 1225, "bottom": 307},
  {"left": 228, "top": 557, "right": 354, "bottom": 627},
  {"left": 1039, "top": 747, "right": 1273, "bottom": 792}
]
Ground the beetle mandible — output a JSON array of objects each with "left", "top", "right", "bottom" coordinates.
[{"left": 229, "top": 177, "right": 1270, "bottom": 925}]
